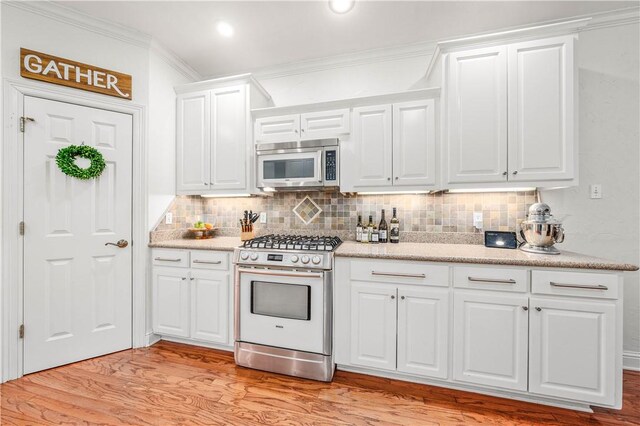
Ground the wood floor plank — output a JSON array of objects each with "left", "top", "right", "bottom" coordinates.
[{"left": 1, "top": 340, "right": 638, "bottom": 426}]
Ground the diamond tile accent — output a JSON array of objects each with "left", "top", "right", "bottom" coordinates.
[{"left": 293, "top": 196, "right": 322, "bottom": 225}]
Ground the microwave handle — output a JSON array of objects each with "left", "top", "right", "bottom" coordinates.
[{"left": 316, "top": 150, "right": 323, "bottom": 183}]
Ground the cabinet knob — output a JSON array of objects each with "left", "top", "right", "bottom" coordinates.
[
  {"left": 181, "top": 277, "right": 187, "bottom": 281},
  {"left": 400, "top": 296, "right": 405, "bottom": 300},
  {"left": 301, "top": 128, "right": 305, "bottom": 132},
  {"left": 513, "top": 170, "right": 518, "bottom": 175},
  {"left": 294, "top": 129, "right": 298, "bottom": 133},
  {"left": 390, "top": 295, "right": 395, "bottom": 300},
  {"left": 190, "top": 277, "right": 194, "bottom": 281},
  {"left": 502, "top": 171, "right": 507, "bottom": 176},
  {"left": 387, "top": 177, "right": 391, "bottom": 181},
  {"left": 522, "top": 306, "right": 528, "bottom": 311},
  {"left": 204, "top": 183, "right": 210, "bottom": 185},
  {"left": 395, "top": 177, "right": 399, "bottom": 180},
  {"left": 535, "top": 307, "right": 542, "bottom": 311}
]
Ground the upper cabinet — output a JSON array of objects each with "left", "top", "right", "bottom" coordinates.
[
  {"left": 176, "top": 75, "right": 272, "bottom": 196},
  {"left": 341, "top": 99, "right": 437, "bottom": 192},
  {"left": 443, "top": 34, "right": 577, "bottom": 187},
  {"left": 254, "top": 109, "right": 350, "bottom": 144}
]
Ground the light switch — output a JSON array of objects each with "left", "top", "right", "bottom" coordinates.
[
  {"left": 165, "top": 212, "right": 173, "bottom": 224},
  {"left": 590, "top": 184, "right": 602, "bottom": 199},
  {"left": 473, "top": 212, "right": 483, "bottom": 230},
  {"left": 260, "top": 212, "right": 267, "bottom": 224}
]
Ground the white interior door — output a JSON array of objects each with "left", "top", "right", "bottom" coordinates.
[{"left": 23, "top": 96, "right": 133, "bottom": 374}]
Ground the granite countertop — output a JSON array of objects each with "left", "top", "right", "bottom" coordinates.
[
  {"left": 148, "top": 238, "right": 638, "bottom": 272},
  {"left": 335, "top": 241, "right": 639, "bottom": 272}
]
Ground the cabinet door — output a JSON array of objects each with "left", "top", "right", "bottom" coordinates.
[
  {"left": 254, "top": 114, "right": 300, "bottom": 144},
  {"left": 300, "top": 109, "right": 350, "bottom": 140},
  {"left": 177, "top": 91, "right": 211, "bottom": 192},
  {"left": 393, "top": 100, "right": 436, "bottom": 187},
  {"left": 507, "top": 36, "right": 575, "bottom": 182},
  {"left": 453, "top": 291, "right": 529, "bottom": 391},
  {"left": 350, "top": 282, "right": 397, "bottom": 371},
  {"left": 446, "top": 46, "right": 508, "bottom": 184},
  {"left": 397, "top": 286, "right": 449, "bottom": 379},
  {"left": 190, "top": 269, "right": 230, "bottom": 345},
  {"left": 529, "top": 297, "right": 616, "bottom": 405},
  {"left": 350, "top": 105, "right": 393, "bottom": 188},
  {"left": 210, "top": 85, "right": 247, "bottom": 190},
  {"left": 152, "top": 267, "right": 190, "bottom": 338}
]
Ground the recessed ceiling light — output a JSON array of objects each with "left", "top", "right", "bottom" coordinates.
[
  {"left": 216, "top": 21, "right": 234, "bottom": 38},
  {"left": 329, "top": 0, "right": 355, "bottom": 14}
]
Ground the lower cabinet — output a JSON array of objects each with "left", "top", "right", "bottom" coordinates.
[
  {"left": 453, "top": 291, "right": 529, "bottom": 391},
  {"left": 529, "top": 297, "right": 616, "bottom": 406},
  {"left": 350, "top": 281, "right": 449, "bottom": 379},
  {"left": 152, "top": 249, "right": 233, "bottom": 347}
]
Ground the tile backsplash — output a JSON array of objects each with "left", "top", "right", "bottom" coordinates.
[{"left": 153, "top": 190, "right": 537, "bottom": 240}]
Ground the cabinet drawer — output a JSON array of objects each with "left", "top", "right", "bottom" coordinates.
[
  {"left": 152, "top": 249, "right": 189, "bottom": 268},
  {"left": 532, "top": 270, "right": 619, "bottom": 300},
  {"left": 350, "top": 259, "right": 449, "bottom": 287},
  {"left": 190, "top": 250, "right": 229, "bottom": 270},
  {"left": 453, "top": 266, "right": 528, "bottom": 292}
]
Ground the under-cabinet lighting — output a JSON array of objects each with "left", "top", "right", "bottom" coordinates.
[
  {"left": 329, "top": 0, "right": 355, "bottom": 14},
  {"left": 201, "top": 193, "right": 251, "bottom": 198},
  {"left": 446, "top": 187, "right": 537, "bottom": 194},
  {"left": 262, "top": 187, "right": 276, "bottom": 192},
  {"left": 216, "top": 21, "right": 234, "bottom": 38},
  {"left": 357, "top": 191, "right": 431, "bottom": 195}
]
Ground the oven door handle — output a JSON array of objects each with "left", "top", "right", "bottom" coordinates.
[{"left": 237, "top": 267, "right": 324, "bottom": 279}]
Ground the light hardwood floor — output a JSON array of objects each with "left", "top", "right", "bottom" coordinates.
[{"left": 1, "top": 341, "right": 638, "bottom": 425}]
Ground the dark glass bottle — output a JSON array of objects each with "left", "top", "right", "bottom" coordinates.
[
  {"left": 379, "top": 209, "right": 388, "bottom": 243},
  {"left": 390, "top": 207, "right": 400, "bottom": 243}
]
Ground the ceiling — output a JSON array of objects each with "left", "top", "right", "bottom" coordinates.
[{"left": 58, "top": 1, "right": 637, "bottom": 78}]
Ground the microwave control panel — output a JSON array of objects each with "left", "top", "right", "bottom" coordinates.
[{"left": 325, "top": 149, "right": 337, "bottom": 182}]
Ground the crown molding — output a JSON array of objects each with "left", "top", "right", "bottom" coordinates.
[
  {"left": 5, "top": 1, "right": 201, "bottom": 83},
  {"left": 149, "top": 40, "right": 201, "bottom": 83},
  {"left": 211, "top": 40, "right": 436, "bottom": 81},
  {"left": 425, "top": 7, "right": 640, "bottom": 80},
  {"left": 174, "top": 73, "right": 271, "bottom": 101}
]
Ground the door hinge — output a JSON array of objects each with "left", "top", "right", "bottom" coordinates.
[
  {"left": 19, "top": 324, "right": 24, "bottom": 339},
  {"left": 19, "top": 221, "right": 25, "bottom": 236},
  {"left": 19, "top": 116, "right": 35, "bottom": 133}
]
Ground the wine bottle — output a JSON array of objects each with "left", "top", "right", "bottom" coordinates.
[
  {"left": 390, "top": 207, "right": 400, "bottom": 243},
  {"left": 379, "top": 209, "right": 388, "bottom": 243},
  {"left": 367, "top": 215, "right": 374, "bottom": 243},
  {"left": 356, "top": 215, "right": 363, "bottom": 242}
]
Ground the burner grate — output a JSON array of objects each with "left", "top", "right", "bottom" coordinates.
[{"left": 242, "top": 235, "right": 342, "bottom": 251}]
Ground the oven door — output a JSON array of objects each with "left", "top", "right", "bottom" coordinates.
[
  {"left": 236, "top": 267, "right": 329, "bottom": 354},
  {"left": 257, "top": 148, "right": 323, "bottom": 189}
]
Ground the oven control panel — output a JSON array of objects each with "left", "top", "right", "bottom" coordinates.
[{"left": 235, "top": 250, "right": 330, "bottom": 269}]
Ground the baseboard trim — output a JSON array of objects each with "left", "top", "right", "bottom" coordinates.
[
  {"left": 623, "top": 351, "right": 640, "bottom": 371},
  {"left": 159, "top": 335, "right": 234, "bottom": 352}
]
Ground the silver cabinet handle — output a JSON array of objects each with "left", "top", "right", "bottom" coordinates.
[
  {"left": 237, "top": 267, "right": 323, "bottom": 279},
  {"left": 105, "top": 239, "right": 128, "bottom": 248},
  {"left": 372, "top": 271, "right": 426, "bottom": 279},
  {"left": 193, "top": 260, "right": 222, "bottom": 265},
  {"left": 154, "top": 257, "right": 182, "bottom": 262},
  {"left": 550, "top": 282, "right": 608, "bottom": 291},
  {"left": 468, "top": 276, "right": 516, "bottom": 284}
]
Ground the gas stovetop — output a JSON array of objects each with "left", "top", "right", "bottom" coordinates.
[
  {"left": 234, "top": 235, "right": 342, "bottom": 270},
  {"left": 241, "top": 234, "right": 342, "bottom": 252}
]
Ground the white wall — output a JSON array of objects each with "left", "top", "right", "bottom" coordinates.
[
  {"left": 147, "top": 48, "right": 194, "bottom": 231},
  {"left": 256, "top": 21, "right": 640, "bottom": 359},
  {"left": 541, "top": 22, "right": 640, "bottom": 359}
]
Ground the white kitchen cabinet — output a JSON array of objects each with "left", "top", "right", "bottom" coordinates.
[
  {"left": 445, "top": 46, "right": 508, "bottom": 184},
  {"left": 393, "top": 100, "right": 436, "bottom": 187},
  {"left": 397, "top": 286, "right": 449, "bottom": 379},
  {"left": 177, "top": 91, "right": 211, "bottom": 192},
  {"left": 343, "top": 100, "right": 437, "bottom": 192},
  {"left": 507, "top": 36, "right": 575, "bottom": 182},
  {"left": 176, "top": 75, "right": 271, "bottom": 195},
  {"left": 152, "top": 249, "right": 234, "bottom": 348},
  {"left": 529, "top": 297, "right": 616, "bottom": 405},
  {"left": 350, "top": 282, "right": 397, "bottom": 371},
  {"left": 254, "top": 109, "right": 350, "bottom": 144},
  {"left": 453, "top": 291, "right": 529, "bottom": 391},
  {"left": 153, "top": 267, "right": 190, "bottom": 338},
  {"left": 443, "top": 35, "right": 576, "bottom": 187},
  {"left": 190, "top": 269, "right": 230, "bottom": 344}
]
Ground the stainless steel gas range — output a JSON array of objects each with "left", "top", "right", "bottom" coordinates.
[{"left": 232, "top": 235, "right": 342, "bottom": 382}]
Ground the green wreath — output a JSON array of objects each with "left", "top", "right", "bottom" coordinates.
[{"left": 55, "top": 145, "right": 106, "bottom": 180}]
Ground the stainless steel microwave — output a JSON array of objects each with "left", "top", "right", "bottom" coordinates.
[{"left": 256, "top": 139, "right": 339, "bottom": 191}]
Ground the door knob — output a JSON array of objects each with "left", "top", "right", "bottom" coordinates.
[{"left": 105, "top": 239, "right": 128, "bottom": 248}]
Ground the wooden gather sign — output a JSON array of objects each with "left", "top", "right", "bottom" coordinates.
[{"left": 20, "top": 48, "right": 132, "bottom": 100}]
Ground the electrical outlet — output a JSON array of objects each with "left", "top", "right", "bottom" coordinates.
[
  {"left": 260, "top": 212, "right": 267, "bottom": 224},
  {"left": 590, "top": 184, "right": 602, "bottom": 199},
  {"left": 473, "top": 212, "right": 483, "bottom": 230},
  {"left": 165, "top": 212, "right": 173, "bottom": 224}
]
